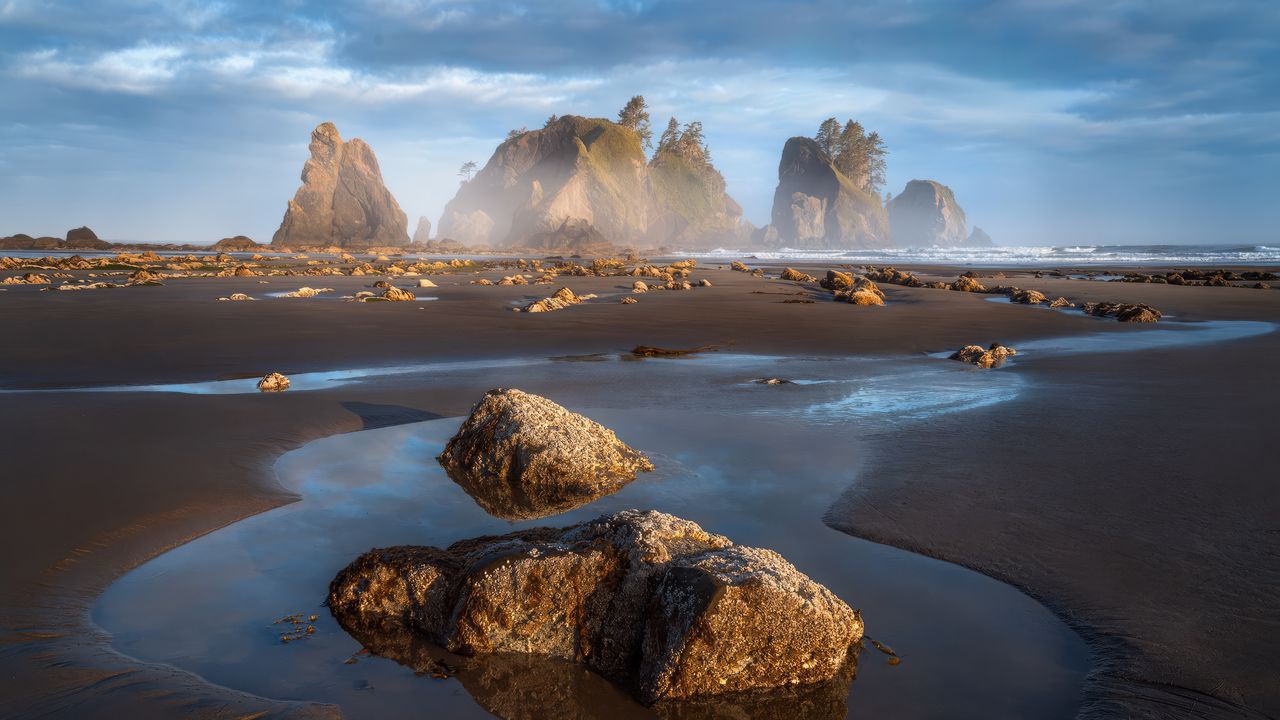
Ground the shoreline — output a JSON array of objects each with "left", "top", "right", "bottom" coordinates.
[{"left": 2, "top": 261, "right": 1278, "bottom": 718}]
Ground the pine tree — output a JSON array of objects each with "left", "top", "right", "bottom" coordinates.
[
  {"left": 815, "top": 117, "right": 842, "bottom": 158},
  {"left": 458, "top": 161, "right": 478, "bottom": 181},
  {"left": 833, "top": 120, "right": 867, "bottom": 180},
  {"left": 617, "top": 95, "right": 653, "bottom": 149},
  {"left": 864, "top": 131, "right": 888, "bottom": 195},
  {"left": 657, "top": 117, "right": 680, "bottom": 154}
]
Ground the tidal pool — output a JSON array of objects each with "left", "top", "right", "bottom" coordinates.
[{"left": 93, "top": 352, "right": 1088, "bottom": 719}]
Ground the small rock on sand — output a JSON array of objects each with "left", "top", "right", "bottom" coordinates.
[
  {"left": 257, "top": 372, "right": 291, "bottom": 392},
  {"left": 949, "top": 343, "right": 1017, "bottom": 368}
]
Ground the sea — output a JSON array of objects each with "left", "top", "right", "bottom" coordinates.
[
  {"left": 678, "top": 244, "right": 1280, "bottom": 267},
  {"left": 4, "top": 244, "right": 1279, "bottom": 267}
]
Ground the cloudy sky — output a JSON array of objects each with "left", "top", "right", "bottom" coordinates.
[{"left": 1, "top": 0, "right": 1277, "bottom": 246}]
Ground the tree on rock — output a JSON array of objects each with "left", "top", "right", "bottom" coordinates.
[
  {"left": 813, "top": 117, "right": 888, "bottom": 196},
  {"left": 617, "top": 95, "right": 653, "bottom": 149},
  {"left": 458, "top": 160, "right": 478, "bottom": 182}
]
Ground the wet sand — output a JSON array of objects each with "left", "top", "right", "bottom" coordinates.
[{"left": 1, "top": 261, "right": 1278, "bottom": 718}]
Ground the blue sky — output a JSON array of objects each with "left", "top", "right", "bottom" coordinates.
[{"left": 1, "top": 0, "right": 1277, "bottom": 246}]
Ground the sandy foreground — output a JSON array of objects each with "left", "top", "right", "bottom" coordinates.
[{"left": 0, "top": 260, "right": 1277, "bottom": 719}]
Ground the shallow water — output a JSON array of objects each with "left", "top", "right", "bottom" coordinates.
[{"left": 94, "top": 353, "right": 1088, "bottom": 720}]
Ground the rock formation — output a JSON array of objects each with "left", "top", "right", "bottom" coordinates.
[
  {"left": 646, "top": 142, "right": 744, "bottom": 249},
  {"left": 437, "top": 389, "right": 652, "bottom": 519},
  {"left": 1083, "top": 302, "right": 1162, "bottom": 323},
  {"left": 522, "top": 286, "right": 595, "bottom": 313},
  {"left": 781, "top": 267, "right": 817, "bottom": 283},
  {"left": 271, "top": 123, "right": 409, "bottom": 249},
  {"left": 437, "top": 115, "right": 746, "bottom": 251},
  {"left": 212, "top": 235, "right": 261, "bottom": 252},
  {"left": 64, "top": 226, "right": 111, "bottom": 249},
  {"left": 760, "top": 137, "right": 890, "bottom": 250},
  {"left": 411, "top": 216, "right": 432, "bottom": 245},
  {"left": 328, "top": 509, "right": 862, "bottom": 705},
  {"left": 886, "top": 180, "right": 968, "bottom": 247},
  {"left": 950, "top": 343, "right": 1017, "bottom": 368},
  {"left": 966, "top": 226, "right": 994, "bottom": 247}
]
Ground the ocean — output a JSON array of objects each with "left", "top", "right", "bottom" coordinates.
[{"left": 679, "top": 244, "right": 1280, "bottom": 266}]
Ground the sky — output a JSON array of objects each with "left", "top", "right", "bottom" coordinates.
[{"left": 1, "top": 0, "right": 1277, "bottom": 247}]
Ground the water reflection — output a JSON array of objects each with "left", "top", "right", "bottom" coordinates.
[
  {"left": 336, "top": 617, "right": 856, "bottom": 720},
  {"left": 441, "top": 462, "right": 635, "bottom": 520}
]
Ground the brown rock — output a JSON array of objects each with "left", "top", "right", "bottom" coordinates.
[
  {"left": 381, "top": 287, "right": 415, "bottom": 302},
  {"left": 1009, "top": 288, "right": 1048, "bottom": 304},
  {"left": 256, "top": 372, "right": 291, "bottom": 392},
  {"left": 949, "top": 343, "right": 1017, "bottom": 368},
  {"left": 271, "top": 123, "right": 409, "bottom": 248},
  {"left": 523, "top": 286, "right": 595, "bottom": 313},
  {"left": 950, "top": 275, "right": 986, "bottom": 292},
  {"left": 781, "top": 267, "right": 817, "bottom": 283},
  {"left": 436, "top": 389, "right": 653, "bottom": 519},
  {"left": 329, "top": 510, "right": 861, "bottom": 706}
]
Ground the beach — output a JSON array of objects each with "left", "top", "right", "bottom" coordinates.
[{"left": 1, "top": 258, "right": 1278, "bottom": 719}]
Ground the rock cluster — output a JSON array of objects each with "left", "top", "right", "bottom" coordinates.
[
  {"left": 329, "top": 509, "right": 862, "bottom": 705},
  {"left": 819, "top": 270, "right": 886, "bottom": 305},
  {"left": 949, "top": 343, "right": 1018, "bottom": 368},
  {"left": 781, "top": 267, "right": 817, "bottom": 283},
  {"left": 1083, "top": 302, "right": 1162, "bottom": 323}
]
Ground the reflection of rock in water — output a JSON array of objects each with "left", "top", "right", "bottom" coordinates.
[
  {"left": 330, "top": 511, "right": 862, "bottom": 709},
  {"left": 337, "top": 618, "right": 855, "bottom": 720},
  {"left": 436, "top": 388, "right": 654, "bottom": 520}
]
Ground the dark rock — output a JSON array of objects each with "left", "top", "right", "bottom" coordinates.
[{"left": 767, "top": 137, "right": 890, "bottom": 250}]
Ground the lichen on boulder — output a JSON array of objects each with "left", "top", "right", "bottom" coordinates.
[
  {"left": 329, "top": 510, "right": 862, "bottom": 706},
  {"left": 436, "top": 389, "right": 653, "bottom": 519}
]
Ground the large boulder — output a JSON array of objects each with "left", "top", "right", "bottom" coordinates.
[
  {"left": 271, "top": 123, "right": 409, "bottom": 248},
  {"left": 437, "top": 389, "right": 652, "bottom": 519},
  {"left": 329, "top": 510, "right": 862, "bottom": 706},
  {"left": 765, "top": 137, "right": 890, "bottom": 250},
  {"left": 886, "top": 180, "right": 967, "bottom": 247}
]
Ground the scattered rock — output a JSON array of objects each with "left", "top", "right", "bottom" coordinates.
[
  {"left": 381, "top": 287, "right": 416, "bottom": 302},
  {"left": 1083, "top": 302, "right": 1163, "bottom": 323},
  {"left": 780, "top": 267, "right": 817, "bottom": 283},
  {"left": 632, "top": 280, "right": 649, "bottom": 293},
  {"left": 950, "top": 275, "right": 986, "bottom": 292},
  {"left": 329, "top": 510, "right": 862, "bottom": 704},
  {"left": 417, "top": 279, "right": 438, "bottom": 288},
  {"left": 257, "top": 372, "right": 291, "bottom": 392},
  {"left": 949, "top": 343, "right": 1017, "bottom": 369},
  {"left": 837, "top": 288, "right": 885, "bottom": 306},
  {"left": 1048, "top": 297, "right": 1074, "bottom": 308},
  {"left": 620, "top": 296, "right": 638, "bottom": 304},
  {"left": 756, "top": 378, "right": 795, "bottom": 385},
  {"left": 436, "top": 389, "right": 653, "bottom": 519},
  {"left": 281, "top": 286, "right": 332, "bottom": 298},
  {"left": 523, "top": 287, "right": 595, "bottom": 313},
  {"left": 1008, "top": 288, "right": 1048, "bottom": 305},
  {"left": 631, "top": 344, "right": 720, "bottom": 357},
  {"left": 471, "top": 278, "right": 494, "bottom": 286}
]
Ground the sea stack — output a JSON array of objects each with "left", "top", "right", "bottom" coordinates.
[
  {"left": 437, "top": 114, "right": 746, "bottom": 251},
  {"left": 762, "top": 137, "right": 891, "bottom": 250},
  {"left": 271, "top": 123, "right": 409, "bottom": 249},
  {"left": 886, "top": 180, "right": 968, "bottom": 247},
  {"left": 411, "top": 216, "right": 432, "bottom": 245}
]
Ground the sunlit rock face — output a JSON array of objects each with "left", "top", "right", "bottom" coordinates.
[
  {"left": 437, "top": 115, "right": 746, "bottom": 251},
  {"left": 271, "top": 122, "right": 409, "bottom": 248},
  {"left": 887, "top": 179, "right": 968, "bottom": 247},
  {"left": 436, "top": 388, "right": 652, "bottom": 519},
  {"left": 329, "top": 510, "right": 862, "bottom": 708},
  {"left": 411, "top": 216, "right": 432, "bottom": 245},
  {"left": 764, "top": 137, "right": 891, "bottom": 250}
]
